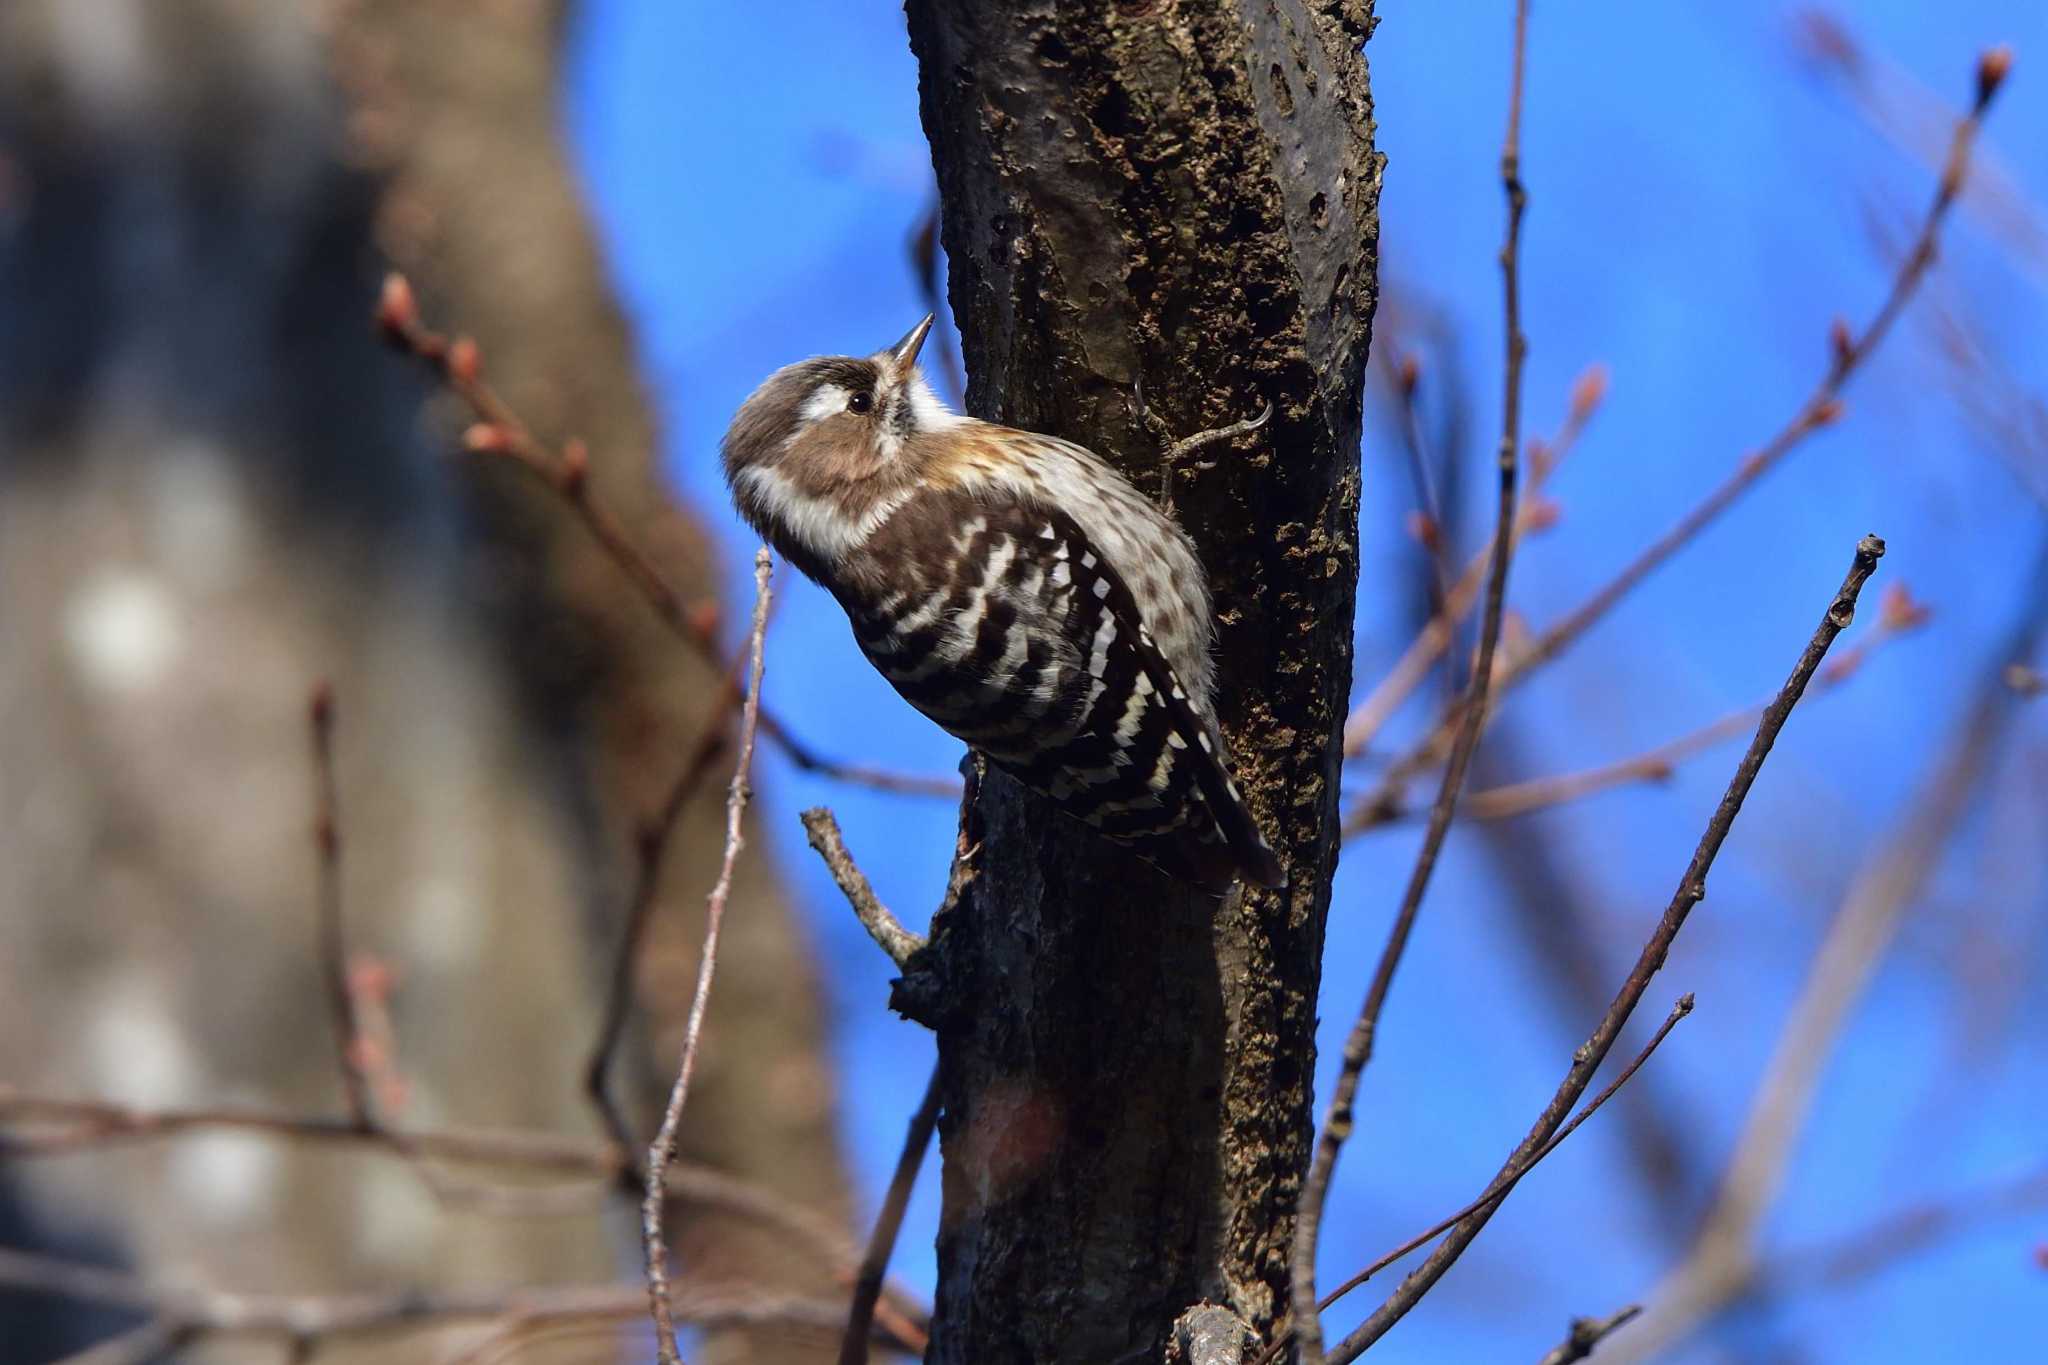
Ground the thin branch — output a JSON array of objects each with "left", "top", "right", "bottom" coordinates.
[
  {"left": 1603, "top": 537, "right": 2048, "bottom": 1364},
  {"left": 0, "top": 1247, "right": 868, "bottom": 1359},
  {"left": 644, "top": 547, "right": 775, "bottom": 1363},
  {"left": 1342, "top": 362, "right": 1597, "bottom": 760},
  {"left": 0, "top": 1088, "right": 891, "bottom": 1285},
  {"left": 374, "top": 277, "right": 957, "bottom": 802},
  {"left": 1287, "top": 7, "right": 1531, "bottom": 1360},
  {"left": 1322, "top": 534, "right": 1887, "bottom": 1363},
  {"left": 801, "top": 808, "right": 927, "bottom": 969},
  {"left": 585, "top": 707, "right": 739, "bottom": 1175},
  {"left": 0, "top": 1091, "right": 600, "bottom": 1170},
  {"left": 1389, "top": 353, "right": 1456, "bottom": 625},
  {"left": 837, "top": 1062, "right": 942, "bottom": 1365},
  {"left": 1256, "top": 995, "right": 1690, "bottom": 1365},
  {"left": 1460, "top": 589, "right": 1926, "bottom": 821},
  {"left": 49, "top": 1320, "right": 195, "bottom": 1365},
  {"left": 1345, "top": 54, "right": 2005, "bottom": 826},
  {"left": 307, "top": 683, "right": 372, "bottom": 1128},
  {"left": 1320, "top": 997, "right": 1690, "bottom": 1325},
  {"left": 1533, "top": 1306, "right": 1643, "bottom": 1365}
]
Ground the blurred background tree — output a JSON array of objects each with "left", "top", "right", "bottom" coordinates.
[
  {"left": 2, "top": 1, "right": 2044, "bottom": 1363},
  {"left": 0, "top": 1, "right": 849, "bottom": 1361}
]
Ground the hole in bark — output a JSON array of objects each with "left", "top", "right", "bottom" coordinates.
[
  {"left": 1037, "top": 30, "right": 1072, "bottom": 65},
  {"left": 1247, "top": 282, "right": 1294, "bottom": 338},
  {"left": 1269, "top": 64, "right": 1295, "bottom": 117},
  {"left": 1094, "top": 84, "right": 1137, "bottom": 138},
  {"left": 1308, "top": 192, "right": 1328, "bottom": 229}
]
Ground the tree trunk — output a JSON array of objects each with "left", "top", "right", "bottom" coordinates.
[{"left": 898, "top": 4, "right": 1380, "bottom": 1360}]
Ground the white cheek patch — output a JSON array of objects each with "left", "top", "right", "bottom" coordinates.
[
  {"left": 735, "top": 465, "right": 912, "bottom": 565},
  {"left": 798, "top": 383, "right": 853, "bottom": 426}
]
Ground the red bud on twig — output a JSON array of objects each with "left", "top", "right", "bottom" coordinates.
[
  {"left": 463, "top": 423, "right": 511, "bottom": 454},
  {"left": 1405, "top": 509, "right": 1441, "bottom": 553},
  {"left": 561, "top": 438, "right": 590, "bottom": 498},
  {"left": 375, "top": 273, "right": 418, "bottom": 345},
  {"left": 1976, "top": 45, "right": 2013, "bottom": 110},
  {"left": 1569, "top": 363, "right": 1609, "bottom": 420},
  {"left": 446, "top": 336, "right": 481, "bottom": 385}
]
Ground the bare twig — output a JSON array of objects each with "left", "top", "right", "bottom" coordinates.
[
  {"left": 1345, "top": 53, "right": 2004, "bottom": 827},
  {"left": 585, "top": 710, "right": 739, "bottom": 1175},
  {"left": 801, "top": 808, "right": 927, "bottom": 969},
  {"left": 644, "top": 547, "right": 775, "bottom": 1363},
  {"left": 1461, "top": 587, "right": 1927, "bottom": 821},
  {"left": 1321, "top": 534, "right": 1887, "bottom": 1363},
  {"left": 1603, "top": 539, "right": 2048, "bottom": 1364},
  {"left": 307, "top": 683, "right": 372, "bottom": 1128},
  {"left": 838, "top": 1062, "right": 942, "bottom": 1365},
  {"left": 1533, "top": 1306, "right": 1643, "bottom": 1365},
  {"left": 1287, "top": 8, "right": 1531, "bottom": 1360},
  {"left": 0, "top": 1247, "right": 867, "bottom": 1360},
  {"left": 0, "top": 1087, "right": 897, "bottom": 1285},
  {"left": 50, "top": 1320, "right": 195, "bottom": 1365},
  {"left": 1389, "top": 353, "right": 1456, "bottom": 624},
  {"left": 1317, "top": 997, "right": 1690, "bottom": 1332},
  {"left": 1343, "top": 363, "right": 1596, "bottom": 759},
  {"left": 1796, "top": 17, "right": 2043, "bottom": 287},
  {"left": 1256, "top": 995, "right": 1690, "bottom": 1365},
  {"left": 375, "top": 277, "right": 957, "bottom": 802}
]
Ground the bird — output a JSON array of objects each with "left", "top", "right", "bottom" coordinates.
[{"left": 720, "top": 315, "right": 1283, "bottom": 894}]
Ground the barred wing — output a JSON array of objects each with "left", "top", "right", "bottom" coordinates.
[{"left": 842, "top": 495, "right": 1282, "bottom": 893}]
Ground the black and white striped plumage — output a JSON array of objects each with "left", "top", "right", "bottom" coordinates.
[{"left": 721, "top": 316, "right": 1283, "bottom": 893}]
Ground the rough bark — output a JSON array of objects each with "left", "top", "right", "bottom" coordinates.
[
  {"left": 0, "top": 2, "right": 846, "bottom": 1360},
  {"left": 897, "top": 4, "right": 1380, "bottom": 1361}
]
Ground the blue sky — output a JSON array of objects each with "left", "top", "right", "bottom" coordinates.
[{"left": 566, "top": 3, "right": 2047, "bottom": 1358}]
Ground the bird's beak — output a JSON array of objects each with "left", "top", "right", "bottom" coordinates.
[{"left": 887, "top": 314, "right": 935, "bottom": 370}]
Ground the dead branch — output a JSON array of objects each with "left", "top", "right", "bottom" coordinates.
[
  {"left": 1533, "top": 1305, "right": 1643, "bottom": 1365},
  {"left": 0, "top": 1088, "right": 877, "bottom": 1272},
  {"left": 0, "top": 1246, "right": 870, "bottom": 1361},
  {"left": 1321, "top": 534, "right": 1886, "bottom": 1363},
  {"left": 1343, "top": 362, "right": 1598, "bottom": 760},
  {"left": 838, "top": 1063, "right": 942, "bottom": 1365},
  {"left": 644, "top": 547, "right": 775, "bottom": 1362},
  {"left": 1287, "top": 7, "right": 1531, "bottom": 1359},
  {"left": 1345, "top": 52, "right": 2005, "bottom": 831},
  {"left": 585, "top": 702, "right": 743, "bottom": 1174},
  {"left": 307, "top": 683, "right": 371, "bottom": 1127},
  {"left": 1257, "top": 995, "right": 1690, "bottom": 1365},
  {"left": 1460, "top": 586, "right": 1927, "bottom": 820},
  {"left": 801, "top": 808, "right": 928, "bottom": 969},
  {"left": 1600, "top": 539, "right": 2048, "bottom": 1363}
]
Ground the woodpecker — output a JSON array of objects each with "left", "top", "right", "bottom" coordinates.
[{"left": 721, "top": 316, "right": 1283, "bottom": 893}]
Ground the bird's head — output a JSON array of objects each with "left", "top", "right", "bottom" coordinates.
[{"left": 721, "top": 316, "right": 963, "bottom": 571}]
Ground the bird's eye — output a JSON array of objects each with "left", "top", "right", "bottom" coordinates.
[{"left": 847, "top": 391, "right": 874, "bottom": 415}]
